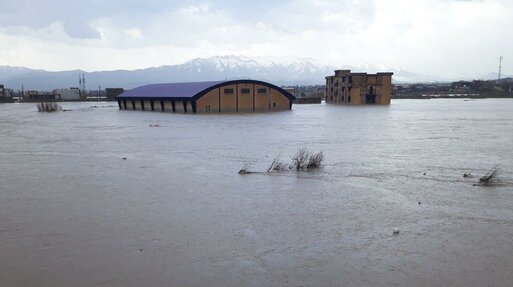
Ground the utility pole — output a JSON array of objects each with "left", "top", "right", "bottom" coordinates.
[
  {"left": 82, "top": 74, "right": 86, "bottom": 92},
  {"left": 498, "top": 56, "right": 503, "bottom": 85},
  {"left": 98, "top": 85, "right": 101, "bottom": 102}
]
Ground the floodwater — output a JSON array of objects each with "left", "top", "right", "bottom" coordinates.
[{"left": 1, "top": 99, "right": 512, "bottom": 287}]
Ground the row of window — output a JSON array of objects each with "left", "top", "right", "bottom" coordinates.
[
  {"left": 328, "top": 87, "right": 352, "bottom": 92},
  {"left": 329, "top": 96, "right": 352, "bottom": 102},
  {"left": 330, "top": 76, "right": 353, "bottom": 84},
  {"left": 224, "top": 88, "right": 268, "bottom": 94}
]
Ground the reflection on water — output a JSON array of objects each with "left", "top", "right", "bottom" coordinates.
[{"left": 1, "top": 99, "right": 513, "bottom": 287}]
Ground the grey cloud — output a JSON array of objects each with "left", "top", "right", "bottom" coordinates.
[
  {"left": 0, "top": 0, "right": 376, "bottom": 40},
  {"left": 0, "top": 0, "right": 188, "bottom": 38}
]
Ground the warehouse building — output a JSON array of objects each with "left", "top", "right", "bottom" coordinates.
[
  {"left": 116, "top": 80, "right": 295, "bottom": 113},
  {"left": 325, "top": 70, "right": 393, "bottom": 105}
]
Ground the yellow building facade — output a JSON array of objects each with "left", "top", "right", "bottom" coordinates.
[{"left": 325, "top": 70, "right": 393, "bottom": 105}]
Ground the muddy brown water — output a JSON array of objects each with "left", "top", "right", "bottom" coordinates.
[{"left": 1, "top": 99, "right": 513, "bottom": 287}]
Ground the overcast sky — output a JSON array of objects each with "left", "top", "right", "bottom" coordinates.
[{"left": 0, "top": 0, "right": 511, "bottom": 77}]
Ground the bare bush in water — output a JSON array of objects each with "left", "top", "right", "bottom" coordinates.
[
  {"left": 37, "top": 102, "right": 62, "bottom": 112},
  {"left": 306, "top": 151, "right": 324, "bottom": 169},
  {"left": 290, "top": 148, "right": 324, "bottom": 171},
  {"left": 291, "top": 147, "right": 310, "bottom": 171},
  {"left": 267, "top": 155, "right": 288, "bottom": 172}
]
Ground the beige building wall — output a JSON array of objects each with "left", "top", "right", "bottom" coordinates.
[
  {"left": 378, "top": 74, "right": 392, "bottom": 104},
  {"left": 124, "top": 100, "right": 133, "bottom": 110},
  {"left": 163, "top": 100, "right": 173, "bottom": 112},
  {"left": 197, "top": 84, "right": 291, "bottom": 113},
  {"left": 350, "top": 87, "right": 361, "bottom": 104},
  {"left": 185, "top": 101, "right": 192, "bottom": 113},
  {"left": 220, "top": 84, "right": 237, "bottom": 112},
  {"left": 196, "top": 89, "right": 220, "bottom": 113},
  {"left": 174, "top": 100, "right": 185, "bottom": 113},
  {"left": 270, "top": 88, "right": 290, "bottom": 110},
  {"left": 254, "top": 84, "right": 270, "bottom": 112},
  {"left": 144, "top": 100, "right": 152, "bottom": 111},
  {"left": 237, "top": 83, "right": 254, "bottom": 112},
  {"left": 153, "top": 100, "right": 163, "bottom": 112},
  {"left": 134, "top": 100, "right": 143, "bottom": 110}
]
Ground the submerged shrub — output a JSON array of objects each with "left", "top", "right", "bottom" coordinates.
[
  {"left": 306, "top": 151, "right": 324, "bottom": 169},
  {"left": 37, "top": 102, "right": 62, "bottom": 112},
  {"left": 291, "top": 147, "right": 310, "bottom": 171},
  {"left": 290, "top": 147, "right": 324, "bottom": 171},
  {"left": 267, "top": 155, "right": 288, "bottom": 172}
]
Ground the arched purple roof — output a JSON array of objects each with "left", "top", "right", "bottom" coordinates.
[
  {"left": 116, "top": 80, "right": 296, "bottom": 101},
  {"left": 117, "top": 81, "right": 225, "bottom": 99}
]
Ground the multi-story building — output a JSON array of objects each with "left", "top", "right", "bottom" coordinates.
[
  {"left": 53, "top": 87, "right": 81, "bottom": 100},
  {"left": 325, "top": 70, "right": 393, "bottom": 105}
]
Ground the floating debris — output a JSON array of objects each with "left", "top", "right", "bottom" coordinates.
[
  {"left": 238, "top": 162, "right": 254, "bottom": 175},
  {"left": 477, "top": 165, "right": 501, "bottom": 186}
]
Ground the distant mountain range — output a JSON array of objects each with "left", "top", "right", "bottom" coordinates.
[{"left": 0, "top": 55, "right": 508, "bottom": 90}]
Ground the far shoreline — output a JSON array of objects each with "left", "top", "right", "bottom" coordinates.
[{"left": 392, "top": 92, "right": 513, "bottom": 99}]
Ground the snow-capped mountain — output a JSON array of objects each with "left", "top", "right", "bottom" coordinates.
[{"left": 0, "top": 55, "right": 449, "bottom": 90}]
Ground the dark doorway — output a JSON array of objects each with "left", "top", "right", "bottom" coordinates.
[{"left": 366, "top": 94, "right": 376, "bottom": 104}]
